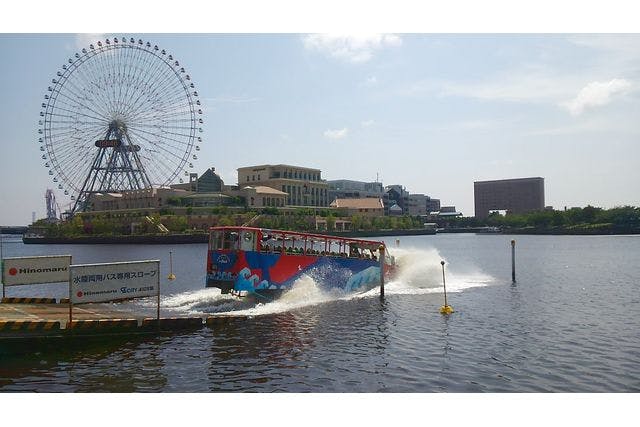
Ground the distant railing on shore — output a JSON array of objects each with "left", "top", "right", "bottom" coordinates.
[{"left": 0, "top": 226, "right": 28, "bottom": 235}]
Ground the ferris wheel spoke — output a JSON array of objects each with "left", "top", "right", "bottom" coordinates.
[
  {"left": 47, "top": 125, "right": 104, "bottom": 143},
  {"left": 129, "top": 92, "right": 193, "bottom": 113},
  {"left": 59, "top": 60, "right": 117, "bottom": 120},
  {"left": 50, "top": 85, "right": 104, "bottom": 120},
  {"left": 126, "top": 127, "right": 191, "bottom": 162},
  {"left": 126, "top": 128, "right": 189, "bottom": 167},
  {"left": 126, "top": 54, "right": 189, "bottom": 115},
  {"left": 126, "top": 113, "right": 193, "bottom": 128},
  {"left": 52, "top": 125, "right": 109, "bottom": 185},
  {"left": 48, "top": 92, "right": 110, "bottom": 124},
  {"left": 61, "top": 69, "right": 113, "bottom": 120},
  {"left": 118, "top": 46, "right": 156, "bottom": 116},
  {"left": 126, "top": 100, "right": 194, "bottom": 125},
  {"left": 47, "top": 117, "right": 105, "bottom": 127},
  {"left": 122, "top": 46, "right": 164, "bottom": 116},
  {"left": 49, "top": 128, "right": 104, "bottom": 170},
  {"left": 125, "top": 68, "right": 181, "bottom": 120},
  {"left": 95, "top": 45, "right": 123, "bottom": 115},
  {"left": 117, "top": 45, "right": 142, "bottom": 118},
  {"left": 126, "top": 125, "right": 194, "bottom": 153}
]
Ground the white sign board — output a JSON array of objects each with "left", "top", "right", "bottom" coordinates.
[
  {"left": 70, "top": 260, "right": 159, "bottom": 304},
  {"left": 1, "top": 255, "right": 71, "bottom": 286}
]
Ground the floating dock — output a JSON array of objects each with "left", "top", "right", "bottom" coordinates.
[{"left": 0, "top": 298, "right": 244, "bottom": 339}]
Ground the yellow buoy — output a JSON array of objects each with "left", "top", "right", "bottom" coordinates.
[{"left": 440, "top": 305, "right": 454, "bottom": 315}]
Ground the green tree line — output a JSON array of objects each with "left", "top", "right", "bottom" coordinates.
[{"left": 449, "top": 206, "right": 640, "bottom": 231}]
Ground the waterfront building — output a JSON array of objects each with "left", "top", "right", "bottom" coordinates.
[
  {"left": 388, "top": 203, "right": 403, "bottom": 216},
  {"left": 407, "top": 194, "right": 427, "bottom": 216},
  {"left": 237, "top": 164, "right": 329, "bottom": 207},
  {"left": 425, "top": 197, "right": 440, "bottom": 213},
  {"left": 329, "top": 197, "right": 384, "bottom": 217},
  {"left": 327, "top": 179, "right": 384, "bottom": 201},
  {"left": 170, "top": 167, "right": 224, "bottom": 193},
  {"left": 242, "top": 186, "right": 287, "bottom": 208},
  {"left": 474, "top": 177, "right": 545, "bottom": 219},
  {"left": 384, "top": 185, "right": 408, "bottom": 215},
  {"left": 91, "top": 187, "right": 192, "bottom": 211}
]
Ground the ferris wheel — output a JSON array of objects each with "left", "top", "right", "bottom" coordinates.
[{"left": 39, "top": 36, "right": 203, "bottom": 213}]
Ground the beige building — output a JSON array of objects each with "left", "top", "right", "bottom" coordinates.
[
  {"left": 91, "top": 187, "right": 192, "bottom": 211},
  {"left": 329, "top": 198, "right": 384, "bottom": 217},
  {"left": 242, "top": 186, "right": 287, "bottom": 208},
  {"left": 237, "top": 164, "right": 329, "bottom": 207}
]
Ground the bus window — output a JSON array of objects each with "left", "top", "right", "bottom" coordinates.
[
  {"left": 240, "top": 231, "right": 256, "bottom": 251},
  {"left": 210, "top": 231, "right": 224, "bottom": 250},
  {"left": 223, "top": 231, "right": 239, "bottom": 250}
]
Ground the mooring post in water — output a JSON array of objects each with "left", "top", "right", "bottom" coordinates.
[
  {"left": 167, "top": 251, "right": 176, "bottom": 281},
  {"left": 0, "top": 232, "right": 4, "bottom": 299},
  {"left": 156, "top": 260, "right": 161, "bottom": 321},
  {"left": 379, "top": 245, "right": 385, "bottom": 298},
  {"left": 395, "top": 238, "right": 400, "bottom": 248},
  {"left": 511, "top": 239, "right": 516, "bottom": 283},
  {"left": 440, "top": 260, "right": 453, "bottom": 315}
]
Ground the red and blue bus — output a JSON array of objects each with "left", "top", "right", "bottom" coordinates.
[{"left": 207, "top": 226, "right": 395, "bottom": 300}]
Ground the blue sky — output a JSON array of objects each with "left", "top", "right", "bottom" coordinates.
[{"left": 1, "top": 33, "right": 639, "bottom": 225}]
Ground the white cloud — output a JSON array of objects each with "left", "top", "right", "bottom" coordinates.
[
  {"left": 361, "top": 76, "right": 378, "bottom": 87},
  {"left": 562, "top": 79, "right": 633, "bottom": 116},
  {"left": 302, "top": 34, "right": 401, "bottom": 63},
  {"left": 323, "top": 128, "right": 348, "bottom": 139},
  {"left": 361, "top": 119, "right": 375, "bottom": 128},
  {"left": 75, "top": 33, "right": 106, "bottom": 49},
  {"left": 440, "top": 71, "right": 573, "bottom": 103},
  {"left": 456, "top": 119, "right": 497, "bottom": 130}
]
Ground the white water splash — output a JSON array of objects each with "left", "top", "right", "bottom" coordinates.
[
  {"left": 378, "top": 247, "right": 494, "bottom": 296},
  {"left": 164, "top": 247, "right": 495, "bottom": 316}
]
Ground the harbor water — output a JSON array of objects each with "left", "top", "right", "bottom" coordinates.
[{"left": 0, "top": 233, "right": 639, "bottom": 392}]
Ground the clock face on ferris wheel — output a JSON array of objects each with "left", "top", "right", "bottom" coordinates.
[{"left": 38, "top": 36, "right": 203, "bottom": 211}]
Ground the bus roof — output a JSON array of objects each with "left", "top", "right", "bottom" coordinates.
[{"left": 208, "top": 226, "right": 385, "bottom": 248}]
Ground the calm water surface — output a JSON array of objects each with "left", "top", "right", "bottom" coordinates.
[{"left": 1, "top": 233, "right": 639, "bottom": 392}]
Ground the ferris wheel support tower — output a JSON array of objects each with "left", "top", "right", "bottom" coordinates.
[{"left": 73, "top": 120, "right": 152, "bottom": 212}]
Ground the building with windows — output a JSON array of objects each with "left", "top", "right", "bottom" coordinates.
[
  {"left": 327, "top": 179, "right": 384, "bottom": 201},
  {"left": 383, "top": 185, "right": 408, "bottom": 215},
  {"left": 237, "top": 164, "right": 329, "bottom": 207},
  {"left": 474, "top": 177, "right": 545, "bottom": 219},
  {"left": 170, "top": 167, "right": 224, "bottom": 193},
  {"left": 407, "top": 194, "right": 428, "bottom": 216},
  {"left": 425, "top": 197, "right": 440, "bottom": 213},
  {"left": 91, "top": 187, "right": 192, "bottom": 211},
  {"left": 329, "top": 197, "right": 384, "bottom": 217},
  {"left": 242, "top": 186, "right": 287, "bottom": 208}
]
